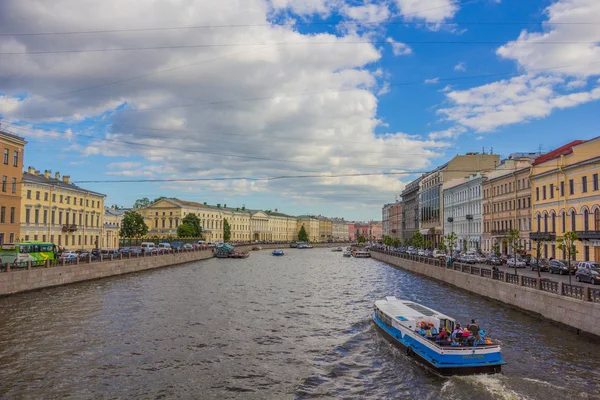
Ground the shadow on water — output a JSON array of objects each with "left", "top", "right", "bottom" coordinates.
[{"left": 0, "top": 249, "right": 599, "bottom": 399}]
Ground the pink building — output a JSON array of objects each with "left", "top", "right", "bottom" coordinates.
[
  {"left": 354, "top": 221, "right": 383, "bottom": 242},
  {"left": 348, "top": 223, "right": 356, "bottom": 241}
]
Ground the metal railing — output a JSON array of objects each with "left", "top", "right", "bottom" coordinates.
[{"left": 369, "top": 248, "right": 599, "bottom": 303}]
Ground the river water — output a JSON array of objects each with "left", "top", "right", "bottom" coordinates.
[{"left": 1, "top": 248, "right": 599, "bottom": 399}]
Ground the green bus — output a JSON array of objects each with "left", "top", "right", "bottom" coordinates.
[{"left": 0, "top": 241, "right": 57, "bottom": 266}]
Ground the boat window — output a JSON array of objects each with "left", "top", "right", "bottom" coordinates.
[{"left": 376, "top": 310, "right": 393, "bottom": 328}]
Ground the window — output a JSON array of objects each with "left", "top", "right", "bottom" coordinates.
[
  {"left": 584, "top": 246, "right": 590, "bottom": 261},
  {"left": 11, "top": 178, "right": 16, "bottom": 193},
  {"left": 9, "top": 233, "right": 14, "bottom": 243},
  {"left": 569, "top": 179, "right": 574, "bottom": 195},
  {"left": 60, "top": 195, "right": 63, "bottom": 203},
  {"left": 34, "top": 209, "right": 39, "bottom": 223},
  {"left": 562, "top": 211, "right": 566, "bottom": 233},
  {"left": 43, "top": 210, "right": 48, "bottom": 224},
  {"left": 552, "top": 244, "right": 556, "bottom": 259},
  {"left": 10, "top": 207, "right": 15, "bottom": 223},
  {"left": 544, "top": 214, "right": 548, "bottom": 232},
  {"left": 596, "top": 209, "right": 600, "bottom": 231},
  {"left": 542, "top": 186, "right": 547, "bottom": 200},
  {"left": 594, "top": 174, "right": 599, "bottom": 191},
  {"left": 584, "top": 209, "right": 589, "bottom": 231},
  {"left": 52, "top": 194, "right": 56, "bottom": 202},
  {"left": 66, "top": 196, "right": 70, "bottom": 204},
  {"left": 560, "top": 181, "right": 564, "bottom": 197},
  {"left": 36, "top": 191, "right": 40, "bottom": 200},
  {"left": 59, "top": 211, "right": 63, "bottom": 225},
  {"left": 52, "top": 210, "right": 55, "bottom": 225},
  {"left": 582, "top": 176, "right": 588, "bottom": 193},
  {"left": 0, "top": 206, "right": 5, "bottom": 223},
  {"left": 552, "top": 213, "right": 556, "bottom": 232},
  {"left": 13, "top": 151, "right": 18, "bottom": 166},
  {"left": 537, "top": 214, "right": 541, "bottom": 232},
  {"left": 25, "top": 208, "right": 30, "bottom": 223},
  {"left": 44, "top": 192, "right": 48, "bottom": 201},
  {"left": 535, "top": 187, "right": 539, "bottom": 201},
  {"left": 3, "top": 148, "right": 8, "bottom": 164},
  {"left": 79, "top": 198, "right": 83, "bottom": 206},
  {"left": 1, "top": 176, "right": 6, "bottom": 192},
  {"left": 571, "top": 210, "right": 576, "bottom": 231},
  {"left": 549, "top": 184, "right": 554, "bottom": 199},
  {"left": 86, "top": 200, "right": 89, "bottom": 207}
]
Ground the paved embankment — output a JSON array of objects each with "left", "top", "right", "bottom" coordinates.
[
  {"left": 0, "top": 249, "right": 214, "bottom": 296},
  {"left": 370, "top": 249, "right": 600, "bottom": 337}
]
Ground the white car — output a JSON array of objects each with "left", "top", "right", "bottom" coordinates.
[
  {"left": 506, "top": 258, "right": 526, "bottom": 268},
  {"left": 417, "top": 249, "right": 425, "bottom": 256}
]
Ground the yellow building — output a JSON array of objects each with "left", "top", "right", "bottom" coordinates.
[
  {"left": 21, "top": 168, "right": 106, "bottom": 249},
  {"left": 530, "top": 138, "right": 600, "bottom": 262},
  {"left": 265, "top": 210, "right": 298, "bottom": 242},
  {"left": 103, "top": 207, "right": 124, "bottom": 249},
  {"left": 297, "top": 216, "right": 320, "bottom": 242},
  {"left": 0, "top": 129, "right": 26, "bottom": 245},
  {"left": 318, "top": 218, "right": 333, "bottom": 242}
]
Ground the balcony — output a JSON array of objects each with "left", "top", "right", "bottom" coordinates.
[
  {"left": 491, "top": 230, "right": 508, "bottom": 235},
  {"left": 575, "top": 231, "right": 600, "bottom": 240},
  {"left": 530, "top": 232, "right": 556, "bottom": 241},
  {"left": 466, "top": 214, "right": 473, "bottom": 220},
  {"left": 62, "top": 224, "right": 78, "bottom": 232}
]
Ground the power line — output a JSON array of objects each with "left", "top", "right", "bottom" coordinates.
[
  {"left": 2, "top": 20, "right": 598, "bottom": 37},
  {"left": 1, "top": 40, "right": 596, "bottom": 56}
]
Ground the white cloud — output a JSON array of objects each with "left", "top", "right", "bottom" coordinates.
[
  {"left": 425, "top": 77, "right": 440, "bottom": 84},
  {"left": 342, "top": 3, "right": 390, "bottom": 23},
  {"left": 269, "top": 0, "right": 340, "bottom": 15},
  {"left": 428, "top": 126, "right": 466, "bottom": 140},
  {"left": 0, "top": 0, "right": 452, "bottom": 215},
  {"left": 107, "top": 161, "right": 142, "bottom": 170},
  {"left": 394, "top": 0, "right": 459, "bottom": 23},
  {"left": 454, "top": 61, "right": 466, "bottom": 71},
  {"left": 497, "top": 0, "right": 600, "bottom": 77},
  {"left": 475, "top": 136, "right": 484, "bottom": 140},
  {"left": 386, "top": 37, "right": 413, "bottom": 56}
]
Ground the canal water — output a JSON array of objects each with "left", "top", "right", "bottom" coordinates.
[{"left": 1, "top": 249, "right": 599, "bottom": 399}]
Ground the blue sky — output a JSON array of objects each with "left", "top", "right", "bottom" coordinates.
[{"left": 0, "top": 0, "right": 599, "bottom": 220}]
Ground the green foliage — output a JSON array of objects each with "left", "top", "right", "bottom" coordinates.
[
  {"left": 119, "top": 211, "right": 149, "bottom": 238},
  {"left": 437, "top": 242, "right": 447, "bottom": 251},
  {"left": 444, "top": 232, "right": 458, "bottom": 253},
  {"left": 298, "top": 225, "right": 309, "bottom": 242},
  {"left": 411, "top": 232, "right": 424, "bottom": 249},
  {"left": 492, "top": 241, "right": 501, "bottom": 257},
  {"left": 392, "top": 238, "right": 400, "bottom": 247},
  {"left": 180, "top": 214, "right": 203, "bottom": 238},
  {"left": 462, "top": 240, "right": 467, "bottom": 253},
  {"left": 223, "top": 218, "right": 231, "bottom": 242},
  {"left": 383, "top": 236, "right": 393, "bottom": 246},
  {"left": 506, "top": 229, "right": 523, "bottom": 274},
  {"left": 357, "top": 235, "right": 367, "bottom": 244},
  {"left": 133, "top": 197, "right": 151, "bottom": 209},
  {"left": 176, "top": 223, "right": 195, "bottom": 238},
  {"left": 557, "top": 231, "right": 579, "bottom": 265},
  {"left": 153, "top": 196, "right": 167, "bottom": 203}
]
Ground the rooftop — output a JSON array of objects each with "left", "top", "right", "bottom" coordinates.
[
  {"left": 23, "top": 171, "right": 106, "bottom": 197},
  {"left": 532, "top": 140, "right": 586, "bottom": 166},
  {"left": 0, "top": 129, "right": 27, "bottom": 145}
]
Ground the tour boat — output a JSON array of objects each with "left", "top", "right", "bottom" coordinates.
[
  {"left": 229, "top": 251, "right": 249, "bottom": 259},
  {"left": 331, "top": 247, "right": 343, "bottom": 252},
  {"left": 372, "top": 297, "right": 504, "bottom": 375},
  {"left": 272, "top": 249, "right": 284, "bottom": 256},
  {"left": 352, "top": 250, "right": 371, "bottom": 258},
  {"left": 297, "top": 244, "right": 313, "bottom": 249},
  {"left": 343, "top": 250, "right": 352, "bottom": 257}
]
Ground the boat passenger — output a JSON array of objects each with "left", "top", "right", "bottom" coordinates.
[
  {"left": 484, "top": 335, "right": 493, "bottom": 345},
  {"left": 430, "top": 325, "right": 439, "bottom": 335},
  {"left": 472, "top": 334, "right": 485, "bottom": 346},
  {"left": 435, "top": 328, "right": 448, "bottom": 341},
  {"left": 450, "top": 338, "right": 460, "bottom": 346},
  {"left": 418, "top": 326, "right": 427, "bottom": 336},
  {"left": 424, "top": 328, "right": 433, "bottom": 339},
  {"left": 468, "top": 319, "right": 480, "bottom": 336},
  {"left": 451, "top": 325, "right": 462, "bottom": 339}
]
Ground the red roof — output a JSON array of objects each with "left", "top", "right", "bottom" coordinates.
[{"left": 532, "top": 140, "right": 586, "bottom": 166}]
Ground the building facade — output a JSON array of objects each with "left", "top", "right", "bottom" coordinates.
[
  {"left": 382, "top": 203, "right": 393, "bottom": 238},
  {"left": 389, "top": 201, "right": 403, "bottom": 242},
  {"left": 297, "top": 216, "right": 320, "bottom": 242},
  {"left": 104, "top": 207, "right": 124, "bottom": 249},
  {"left": 331, "top": 219, "right": 350, "bottom": 241},
  {"left": 0, "top": 130, "right": 26, "bottom": 244},
  {"left": 482, "top": 156, "right": 535, "bottom": 255},
  {"left": 530, "top": 138, "right": 600, "bottom": 262},
  {"left": 21, "top": 168, "right": 106, "bottom": 249},
  {"left": 419, "top": 153, "right": 500, "bottom": 248},
  {"left": 443, "top": 174, "right": 484, "bottom": 253},
  {"left": 401, "top": 177, "right": 421, "bottom": 243},
  {"left": 318, "top": 218, "right": 333, "bottom": 241}
]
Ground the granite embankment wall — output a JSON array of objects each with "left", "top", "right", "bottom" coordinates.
[
  {"left": 0, "top": 243, "right": 351, "bottom": 296},
  {"left": 0, "top": 249, "right": 214, "bottom": 296},
  {"left": 370, "top": 250, "right": 600, "bottom": 336}
]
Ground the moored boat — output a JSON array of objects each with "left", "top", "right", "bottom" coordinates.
[
  {"left": 343, "top": 251, "right": 352, "bottom": 257},
  {"left": 373, "top": 296, "right": 504, "bottom": 375},
  {"left": 272, "top": 249, "right": 284, "bottom": 256},
  {"left": 297, "top": 244, "right": 313, "bottom": 249},
  {"left": 229, "top": 251, "right": 249, "bottom": 259},
  {"left": 251, "top": 246, "right": 262, "bottom": 251},
  {"left": 331, "top": 247, "right": 343, "bottom": 252},
  {"left": 352, "top": 250, "right": 370, "bottom": 258}
]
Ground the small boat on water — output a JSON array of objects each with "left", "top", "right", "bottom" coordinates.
[
  {"left": 272, "top": 249, "right": 284, "bottom": 256},
  {"left": 297, "top": 244, "right": 313, "bottom": 249},
  {"left": 251, "top": 246, "right": 262, "bottom": 251},
  {"left": 343, "top": 251, "right": 352, "bottom": 257},
  {"left": 352, "top": 250, "right": 371, "bottom": 258},
  {"left": 331, "top": 247, "right": 343, "bottom": 252},
  {"left": 229, "top": 251, "right": 249, "bottom": 259},
  {"left": 373, "top": 297, "right": 504, "bottom": 375}
]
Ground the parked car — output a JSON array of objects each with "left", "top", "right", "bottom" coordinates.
[
  {"left": 576, "top": 261, "right": 600, "bottom": 271},
  {"left": 432, "top": 250, "right": 446, "bottom": 260},
  {"left": 486, "top": 256, "right": 502, "bottom": 266},
  {"left": 549, "top": 259, "right": 575, "bottom": 275},
  {"left": 506, "top": 257, "right": 526, "bottom": 268},
  {"left": 576, "top": 268, "right": 600, "bottom": 284},
  {"left": 170, "top": 242, "right": 184, "bottom": 249},
  {"left": 183, "top": 243, "right": 194, "bottom": 250},
  {"left": 530, "top": 258, "right": 549, "bottom": 272},
  {"left": 417, "top": 249, "right": 425, "bottom": 256},
  {"left": 460, "top": 255, "right": 477, "bottom": 264}
]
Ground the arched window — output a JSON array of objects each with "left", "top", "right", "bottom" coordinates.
[
  {"left": 544, "top": 214, "right": 548, "bottom": 233},
  {"left": 584, "top": 209, "right": 589, "bottom": 231},
  {"left": 551, "top": 213, "right": 556, "bottom": 233},
  {"left": 571, "top": 210, "right": 576, "bottom": 232},
  {"left": 537, "top": 214, "right": 541, "bottom": 232},
  {"left": 595, "top": 209, "right": 600, "bottom": 231},
  {"left": 562, "top": 211, "right": 566, "bottom": 233}
]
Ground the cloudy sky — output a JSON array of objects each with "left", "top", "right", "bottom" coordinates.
[{"left": 0, "top": 0, "right": 599, "bottom": 220}]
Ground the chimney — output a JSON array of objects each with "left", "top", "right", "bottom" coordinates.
[
  {"left": 62, "top": 175, "right": 71, "bottom": 184},
  {"left": 224, "top": 204, "right": 227, "bottom": 208},
  {"left": 44, "top": 170, "right": 51, "bottom": 179},
  {"left": 55, "top": 172, "right": 60, "bottom": 180},
  {"left": 34, "top": 170, "right": 41, "bottom": 176},
  {"left": 27, "top": 166, "right": 35, "bottom": 174}
]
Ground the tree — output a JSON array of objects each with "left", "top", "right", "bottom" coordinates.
[
  {"left": 119, "top": 211, "right": 149, "bottom": 239},
  {"left": 181, "top": 214, "right": 203, "bottom": 238},
  {"left": 153, "top": 196, "right": 167, "bottom": 203},
  {"left": 444, "top": 232, "right": 458, "bottom": 261},
  {"left": 411, "top": 232, "right": 424, "bottom": 249},
  {"left": 133, "top": 197, "right": 151, "bottom": 209},
  {"left": 223, "top": 218, "right": 231, "bottom": 242},
  {"left": 437, "top": 241, "right": 447, "bottom": 251},
  {"left": 462, "top": 239, "right": 468, "bottom": 253},
  {"left": 357, "top": 235, "right": 367, "bottom": 244},
  {"left": 176, "top": 223, "right": 195, "bottom": 238},
  {"left": 298, "top": 225, "right": 309, "bottom": 242},
  {"left": 506, "top": 229, "right": 523, "bottom": 276},
  {"left": 533, "top": 237, "right": 551, "bottom": 278},
  {"left": 383, "top": 236, "right": 393, "bottom": 246},
  {"left": 557, "top": 231, "right": 579, "bottom": 285},
  {"left": 392, "top": 238, "right": 400, "bottom": 247},
  {"left": 492, "top": 241, "right": 501, "bottom": 257}
]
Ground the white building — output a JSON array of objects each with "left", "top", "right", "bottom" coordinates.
[{"left": 443, "top": 173, "right": 484, "bottom": 253}]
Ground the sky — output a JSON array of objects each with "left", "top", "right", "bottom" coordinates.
[{"left": 0, "top": 0, "right": 599, "bottom": 221}]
